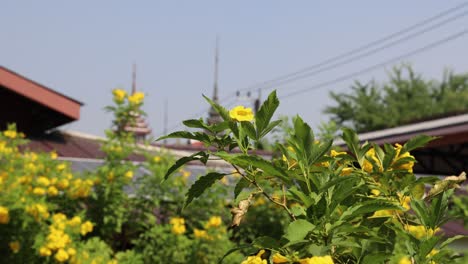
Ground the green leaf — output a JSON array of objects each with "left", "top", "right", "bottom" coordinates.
[
  {"left": 157, "top": 131, "right": 210, "bottom": 143},
  {"left": 217, "top": 153, "right": 289, "bottom": 182},
  {"left": 339, "top": 200, "right": 402, "bottom": 222},
  {"left": 361, "top": 253, "right": 388, "bottom": 264},
  {"left": 288, "top": 187, "right": 314, "bottom": 208},
  {"left": 241, "top": 121, "right": 257, "bottom": 140},
  {"left": 418, "top": 236, "right": 440, "bottom": 259},
  {"left": 218, "top": 244, "right": 253, "bottom": 264},
  {"left": 183, "top": 118, "right": 208, "bottom": 130},
  {"left": 203, "top": 95, "right": 231, "bottom": 121},
  {"left": 255, "top": 90, "right": 280, "bottom": 137},
  {"left": 185, "top": 172, "right": 226, "bottom": 208},
  {"left": 309, "top": 139, "right": 333, "bottom": 166},
  {"left": 342, "top": 128, "right": 360, "bottom": 159},
  {"left": 402, "top": 135, "right": 437, "bottom": 153},
  {"left": 284, "top": 219, "right": 315, "bottom": 242},
  {"left": 163, "top": 151, "right": 208, "bottom": 181},
  {"left": 439, "top": 235, "right": 468, "bottom": 249},
  {"left": 259, "top": 119, "right": 282, "bottom": 138},
  {"left": 410, "top": 199, "right": 430, "bottom": 227},
  {"left": 252, "top": 236, "right": 280, "bottom": 250},
  {"left": 234, "top": 177, "right": 251, "bottom": 199}
]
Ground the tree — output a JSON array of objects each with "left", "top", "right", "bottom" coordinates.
[{"left": 324, "top": 65, "right": 468, "bottom": 132}]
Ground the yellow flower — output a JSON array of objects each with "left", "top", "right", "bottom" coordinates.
[
  {"left": 51, "top": 151, "right": 58, "bottom": 159},
  {"left": 68, "top": 216, "right": 82, "bottom": 227},
  {"left": 55, "top": 248, "right": 69, "bottom": 262},
  {"left": 39, "top": 246, "right": 52, "bottom": 256},
  {"left": 229, "top": 106, "right": 254, "bottom": 122},
  {"left": 124, "top": 171, "right": 134, "bottom": 180},
  {"left": 193, "top": 228, "right": 208, "bottom": 239},
  {"left": 241, "top": 250, "right": 267, "bottom": 264},
  {"left": 330, "top": 149, "right": 346, "bottom": 157},
  {"left": 340, "top": 167, "right": 353, "bottom": 176},
  {"left": 108, "top": 260, "right": 118, "bottom": 264},
  {"left": 36, "top": 176, "right": 50, "bottom": 186},
  {"left": 9, "top": 241, "right": 20, "bottom": 253},
  {"left": 406, "top": 225, "right": 439, "bottom": 239},
  {"left": 57, "top": 163, "right": 67, "bottom": 171},
  {"left": 57, "top": 179, "right": 69, "bottom": 190},
  {"left": 52, "top": 213, "right": 67, "bottom": 223},
  {"left": 80, "top": 221, "right": 93, "bottom": 236},
  {"left": 0, "top": 206, "right": 10, "bottom": 224},
  {"left": 362, "top": 148, "right": 382, "bottom": 173},
  {"left": 67, "top": 247, "right": 77, "bottom": 256},
  {"left": 112, "top": 89, "right": 127, "bottom": 103},
  {"left": 153, "top": 156, "right": 161, "bottom": 162},
  {"left": 48, "top": 186, "right": 59, "bottom": 196},
  {"left": 128, "top": 92, "right": 145, "bottom": 104},
  {"left": 299, "top": 255, "right": 334, "bottom": 264},
  {"left": 398, "top": 256, "right": 412, "bottom": 264},
  {"left": 272, "top": 253, "right": 290, "bottom": 263},
  {"left": 171, "top": 223, "right": 186, "bottom": 235},
  {"left": 205, "top": 216, "right": 222, "bottom": 228},
  {"left": 4, "top": 130, "right": 17, "bottom": 139},
  {"left": 393, "top": 143, "right": 415, "bottom": 173},
  {"left": 33, "top": 187, "right": 46, "bottom": 195}
]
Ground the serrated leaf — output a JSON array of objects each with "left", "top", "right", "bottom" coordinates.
[
  {"left": 234, "top": 177, "right": 251, "bottom": 199},
  {"left": 284, "top": 219, "right": 315, "bottom": 242},
  {"left": 185, "top": 172, "right": 226, "bottom": 208},
  {"left": 260, "top": 119, "right": 282, "bottom": 138},
  {"left": 255, "top": 90, "right": 280, "bottom": 137},
  {"left": 402, "top": 135, "right": 437, "bottom": 153},
  {"left": 163, "top": 151, "right": 208, "bottom": 181},
  {"left": 342, "top": 128, "right": 360, "bottom": 159},
  {"left": 339, "top": 200, "right": 402, "bottom": 222},
  {"left": 183, "top": 118, "right": 208, "bottom": 129},
  {"left": 203, "top": 95, "right": 231, "bottom": 121},
  {"left": 241, "top": 121, "right": 257, "bottom": 140},
  {"left": 217, "top": 153, "right": 289, "bottom": 182},
  {"left": 157, "top": 131, "right": 210, "bottom": 143}
]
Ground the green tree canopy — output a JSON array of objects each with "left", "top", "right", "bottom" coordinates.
[{"left": 324, "top": 65, "right": 468, "bottom": 132}]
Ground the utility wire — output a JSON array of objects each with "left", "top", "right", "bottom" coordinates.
[
  {"left": 246, "top": 10, "right": 468, "bottom": 94},
  {"left": 236, "top": 2, "right": 468, "bottom": 93},
  {"left": 160, "top": 3, "right": 468, "bottom": 136},
  {"left": 280, "top": 28, "right": 468, "bottom": 100}
]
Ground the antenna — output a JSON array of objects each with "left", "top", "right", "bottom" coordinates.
[{"left": 132, "top": 63, "right": 137, "bottom": 95}]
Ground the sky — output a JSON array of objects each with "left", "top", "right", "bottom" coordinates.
[{"left": 2, "top": 1, "right": 468, "bottom": 138}]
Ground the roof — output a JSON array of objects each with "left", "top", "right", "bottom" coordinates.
[
  {"left": 334, "top": 113, "right": 468, "bottom": 175},
  {"left": 0, "top": 66, "right": 82, "bottom": 134},
  {"left": 334, "top": 113, "right": 468, "bottom": 147}
]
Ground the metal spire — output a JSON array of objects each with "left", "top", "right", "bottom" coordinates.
[
  {"left": 131, "top": 63, "right": 137, "bottom": 95},
  {"left": 213, "top": 36, "right": 219, "bottom": 102}
]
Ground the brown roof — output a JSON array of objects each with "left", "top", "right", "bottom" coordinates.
[{"left": 0, "top": 66, "right": 82, "bottom": 134}]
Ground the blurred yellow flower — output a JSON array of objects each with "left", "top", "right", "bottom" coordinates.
[
  {"left": 299, "top": 255, "right": 334, "bottom": 264},
  {"left": 330, "top": 149, "right": 346, "bottom": 157},
  {"left": 39, "top": 246, "right": 52, "bottom": 256},
  {"left": 406, "top": 225, "right": 439, "bottom": 239},
  {"left": 128, "top": 92, "right": 145, "bottom": 104},
  {"left": 229, "top": 105, "right": 254, "bottom": 122},
  {"left": 112, "top": 89, "right": 127, "bottom": 103},
  {"left": 37, "top": 176, "right": 50, "bottom": 186},
  {"left": 51, "top": 152, "right": 58, "bottom": 159},
  {"left": 340, "top": 167, "right": 353, "bottom": 176},
  {"left": 205, "top": 216, "right": 222, "bottom": 228},
  {"left": 55, "top": 248, "right": 69, "bottom": 262},
  {"left": 272, "top": 253, "right": 289, "bottom": 263},
  {"left": 362, "top": 148, "right": 382, "bottom": 173},
  {"left": 33, "top": 187, "right": 46, "bottom": 196},
  {"left": 241, "top": 249, "right": 267, "bottom": 264},
  {"left": 153, "top": 156, "right": 161, "bottom": 162},
  {"left": 48, "top": 186, "right": 59, "bottom": 196},
  {"left": 80, "top": 221, "right": 93, "bottom": 236},
  {"left": 393, "top": 143, "right": 415, "bottom": 173},
  {"left": 193, "top": 228, "right": 208, "bottom": 239},
  {"left": 124, "top": 170, "right": 134, "bottom": 179},
  {"left": 170, "top": 217, "right": 186, "bottom": 235},
  {"left": 0, "top": 206, "right": 10, "bottom": 224},
  {"left": 9, "top": 241, "right": 20, "bottom": 253},
  {"left": 398, "top": 256, "right": 411, "bottom": 264},
  {"left": 4, "top": 130, "right": 17, "bottom": 139}
]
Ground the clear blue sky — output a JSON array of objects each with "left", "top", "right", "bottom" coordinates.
[{"left": 2, "top": 1, "right": 468, "bottom": 137}]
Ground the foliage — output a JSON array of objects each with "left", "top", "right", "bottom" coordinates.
[
  {"left": 325, "top": 65, "right": 468, "bottom": 132},
  {"left": 161, "top": 90, "right": 467, "bottom": 263}
]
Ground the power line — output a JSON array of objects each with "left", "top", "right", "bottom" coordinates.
[
  {"left": 236, "top": 2, "right": 468, "bottom": 93},
  {"left": 280, "top": 28, "right": 468, "bottom": 100},
  {"left": 159, "top": 3, "right": 468, "bottom": 136},
  {"left": 245, "top": 10, "right": 468, "bottom": 93}
]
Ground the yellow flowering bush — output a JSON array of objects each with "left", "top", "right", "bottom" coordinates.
[{"left": 161, "top": 91, "right": 466, "bottom": 264}]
